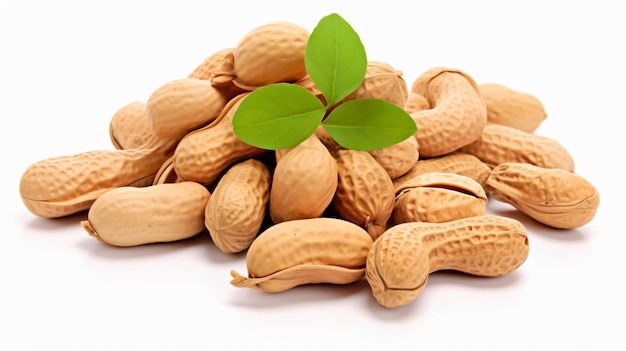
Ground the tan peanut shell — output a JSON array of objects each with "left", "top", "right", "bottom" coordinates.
[
  {"left": 205, "top": 159, "right": 271, "bottom": 254},
  {"left": 230, "top": 217, "right": 373, "bottom": 293},
  {"left": 393, "top": 152, "right": 492, "bottom": 189},
  {"left": 410, "top": 67, "right": 487, "bottom": 157},
  {"left": 269, "top": 134, "right": 338, "bottom": 223},
  {"left": 109, "top": 101, "right": 153, "bottom": 150},
  {"left": 369, "top": 136, "right": 419, "bottom": 179},
  {"left": 152, "top": 156, "right": 180, "bottom": 185},
  {"left": 485, "top": 163, "right": 599, "bottom": 229},
  {"left": 479, "top": 83, "right": 547, "bottom": 132},
  {"left": 458, "top": 123, "right": 575, "bottom": 171},
  {"left": 404, "top": 91, "right": 429, "bottom": 114},
  {"left": 211, "top": 21, "right": 309, "bottom": 90},
  {"left": 391, "top": 172, "right": 487, "bottom": 224},
  {"left": 80, "top": 181, "right": 210, "bottom": 247},
  {"left": 332, "top": 149, "right": 395, "bottom": 240},
  {"left": 146, "top": 78, "right": 231, "bottom": 142},
  {"left": 19, "top": 134, "right": 178, "bottom": 218},
  {"left": 366, "top": 215, "right": 529, "bottom": 308},
  {"left": 188, "top": 47, "right": 235, "bottom": 80},
  {"left": 173, "top": 93, "right": 268, "bottom": 186}
]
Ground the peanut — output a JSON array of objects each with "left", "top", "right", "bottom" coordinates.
[
  {"left": 211, "top": 22, "right": 309, "bottom": 90},
  {"left": 393, "top": 152, "right": 492, "bottom": 189},
  {"left": 19, "top": 134, "right": 177, "bottom": 218},
  {"left": 205, "top": 159, "right": 271, "bottom": 254},
  {"left": 230, "top": 217, "right": 373, "bottom": 293},
  {"left": 332, "top": 149, "right": 395, "bottom": 240},
  {"left": 485, "top": 163, "right": 599, "bottom": 229},
  {"left": 173, "top": 93, "right": 268, "bottom": 186},
  {"left": 409, "top": 67, "right": 487, "bottom": 157},
  {"left": 458, "top": 123, "right": 575, "bottom": 171},
  {"left": 366, "top": 215, "right": 529, "bottom": 308},
  {"left": 404, "top": 91, "right": 429, "bottom": 114},
  {"left": 478, "top": 83, "right": 547, "bottom": 132},
  {"left": 369, "top": 136, "right": 419, "bottom": 179},
  {"left": 80, "top": 181, "right": 210, "bottom": 247},
  {"left": 146, "top": 78, "right": 231, "bottom": 142},
  {"left": 152, "top": 156, "right": 180, "bottom": 185},
  {"left": 269, "top": 134, "right": 338, "bottom": 223},
  {"left": 391, "top": 172, "right": 487, "bottom": 224},
  {"left": 109, "top": 101, "right": 153, "bottom": 150}
]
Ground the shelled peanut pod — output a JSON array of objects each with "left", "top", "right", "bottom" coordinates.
[
  {"left": 230, "top": 217, "right": 373, "bottom": 293},
  {"left": 366, "top": 215, "right": 529, "bottom": 308},
  {"left": 485, "top": 162, "right": 599, "bottom": 229}
]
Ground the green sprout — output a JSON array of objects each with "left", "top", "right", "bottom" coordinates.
[{"left": 232, "top": 13, "right": 417, "bottom": 151}]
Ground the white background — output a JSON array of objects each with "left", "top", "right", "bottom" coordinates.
[{"left": 1, "top": 1, "right": 624, "bottom": 350}]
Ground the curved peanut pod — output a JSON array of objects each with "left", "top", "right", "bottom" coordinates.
[
  {"left": 20, "top": 135, "right": 177, "bottom": 218},
  {"left": 205, "top": 159, "right": 271, "bottom": 254},
  {"left": 80, "top": 181, "right": 210, "bottom": 247},
  {"left": 230, "top": 217, "right": 373, "bottom": 293},
  {"left": 410, "top": 67, "right": 487, "bottom": 157},
  {"left": 485, "top": 163, "right": 599, "bottom": 229},
  {"left": 391, "top": 172, "right": 487, "bottom": 224},
  {"left": 459, "top": 123, "right": 575, "bottom": 171},
  {"left": 366, "top": 215, "right": 529, "bottom": 308}
]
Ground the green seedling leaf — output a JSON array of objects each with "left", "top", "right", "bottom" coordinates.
[
  {"left": 232, "top": 83, "right": 325, "bottom": 150},
  {"left": 305, "top": 13, "right": 367, "bottom": 107},
  {"left": 322, "top": 99, "right": 417, "bottom": 151}
]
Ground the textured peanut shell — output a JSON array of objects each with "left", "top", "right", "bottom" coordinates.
[
  {"left": 458, "top": 123, "right": 575, "bottom": 171},
  {"left": 269, "top": 134, "right": 338, "bottom": 223},
  {"left": 80, "top": 181, "right": 210, "bottom": 247},
  {"left": 366, "top": 215, "right": 529, "bottom": 308},
  {"left": 410, "top": 67, "right": 487, "bottom": 157},
  {"left": 404, "top": 92, "right": 430, "bottom": 114},
  {"left": 369, "top": 136, "right": 419, "bottom": 180},
  {"left": 146, "top": 78, "right": 231, "bottom": 142},
  {"left": 152, "top": 156, "right": 180, "bottom": 185},
  {"left": 211, "top": 22, "right": 309, "bottom": 90},
  {"left": 188, "top": 47, "right": 235, "bottom": 80},
  {"left": 485, "top": 163, "right": 599, "bottom": 229},
  {"left": 205, "top": 159, "right": 271, "bottom": 253},
  {"left": 333, "top": 149, "right": 395, "bottom": 240},
  {"left": 230, "top": 217, "right": 373, "bottom": 292},
  {"left": 391, "top": 172, "right": 487, "bottom": 224},
  {"left": 173, "top": 93, "right": 268, "bottom": 186},
  {"left": 393, "top": 152, "right": 492, "bottom": 189},
  {"left": 479, "top": 83, "right": 547, "bottom": 132},
  {"left": 20, "top": 135, "right": 177, "bottom": 218},
  {"left": 109, "top": 101, "right": 153, "bottom": 150}
]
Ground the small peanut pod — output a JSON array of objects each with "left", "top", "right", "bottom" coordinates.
[
  {"left": 485, "top": 163, "right": 599, "bottom": 229},
  {"left": 269, "top": 134, "right": 338, "bottom": 223},
  {"left": 109, "top": 101, "right": 153, "bottom": 150},
  {"left": 458, "top": 123, "right": 575, "bottom": 171},
  {"left": 19, "top": 135, "right": 177, "bottom": 218},
  {"left": 333, "top": 149, "right": 395, "bottom": 241},
  {"left": 187, "top": 47, "right": 235, "bottom": 80},
  {"left": 410, "top": 67, "right": 487, "bottom": 157},
  {"left": 478, "top": 83, "right": 547, "bottom": 133},
  {"left": 80, "top": 181, "right": 210, "bottom": 247},
  {"left": 230, "top": 217, "right": 373, "bottom": 293},
  {"left": 404, "top": 91, "right": 429, "bottom": 114},
  {"left": 173, "top": 93, "right": 268, "bottom": 186},
  {"left": 366, "top": 215, "right": 529, "bottom": 308},
  {"left": 391, "top": 172, "right": 487, "bottom": 225},
  {"left": 205, "top": 159, "right": 271, "bottom": 254},
  {"left": 211, "top": 21, "right": 309, "bottom": 90},
  {"left": 146, "top": 78, "right": 231, "bottom": 142},
  {"left": 368, "top": 136, "right": 419, "bottom": 180},
  {"left": 393, "top": 152, "right": 492, "bottom": 189}
]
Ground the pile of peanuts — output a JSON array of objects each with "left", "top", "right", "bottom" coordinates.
[{"left": 19, "top": 21, "right": 600, "bottom": 309}]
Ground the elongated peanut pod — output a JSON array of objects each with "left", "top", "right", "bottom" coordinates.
[
  {"left": 205, "top": 159, "right": 271, "bottom": 254},
  {"left": 459, "top": 123, "right": 575, "bottom": 171},
  {"left": 81, "top": 181, "right": 210, "bottom": 247},
  {"left": 410, "top": 67, "right": 487, "bottom": 157},
  {"left": 366, "top": 215, "right": 529, "bottom": 308},
  {"left": 20, "top": 135, "right": 177, "bottom": 218},
  {"left": 230, "top": 217, "right": 373, "bottom": 293},
  {"left": 109, "top": 101, "right": 153, "bottom": 150},
  {"left": 478, "top": 83, "right": 547, "bottom": 133},
  {"left": 485, "top": 163, "right": 599, "bottom": 229}
]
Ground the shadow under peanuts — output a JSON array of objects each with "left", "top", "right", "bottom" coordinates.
[{"left": 23, "top": 209, "right": 88, "bottom": 231}]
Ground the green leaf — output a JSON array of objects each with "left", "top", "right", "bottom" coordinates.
[
  {"left": 305, "top": 13, "right": 367, "bottom": 108},
  {"left": 321, "top": 99, "right": 417, "bottom": 151},
  {"left": 232, "top": 83, "right": 326, "bottom": 150}
]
